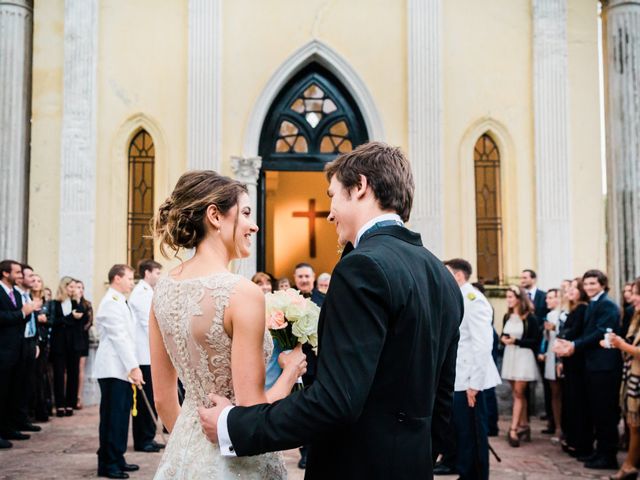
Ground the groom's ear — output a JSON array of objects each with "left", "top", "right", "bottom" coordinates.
[{"left": 353, "top": 174, "right": 369, "bottom": 200}]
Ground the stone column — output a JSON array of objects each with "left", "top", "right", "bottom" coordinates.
[
  {"left": 532, "top": 0, "right": 573, "bottom": 288},
  {"left": 188, "top": 0, "right": 222, "bottom": 171},
  {"left": 231, "top": 156, "right": 262, "bottom": 279},
  {"left": 407, "top": 0, "right": 444, "bottom": 257},
  {"left": 0, "top": 0, "right": 33, "bottom": 261},
  {"left": 602, "top": 0, "right": 640, "bottom": 295},
  {"left": 58, "top": 0, "right": 98, "bottom": 298}
]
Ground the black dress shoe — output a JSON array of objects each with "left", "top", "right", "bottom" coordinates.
[
  {"left": 152, "top": 440, "right": 165, "bottom": 449},
  {"left": 98, "top": 471, "right": 129, "bottom": 479},
  {"left": 3, "top": 430, "right": 30, "bottom": 440},
  {"left": 18, "top": 423, "right": 42, "bottom": 432},
  {"left": 120, "top": 463, "right": 139, "bottom": 472},
  {"left": 134, "top": 444, "right": 160, "bottom": 453},
  {"left": 433, "top": 462, "right": 456, "bottom": 475},
  {"left": 585, "top": 456, "right": 618, "bottom": 470},
  {"left": 0, "top": 437, "right": 12, "bottom": 449},
  {"left": 578, "top": 452, "right": 598, "bottom": 462}
]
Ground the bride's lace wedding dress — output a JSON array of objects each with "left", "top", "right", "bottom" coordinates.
[{"left": 152, "top": 272, "right": 287, "bottom": 479}]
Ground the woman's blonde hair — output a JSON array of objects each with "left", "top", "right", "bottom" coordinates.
[
  {"left": 31, "top": 274, "right": 44, "bottom": 300},
  {"left": 55, "top": 276, "right": 75, "bottom": 302},
  {"left": 153, "top": 170, "right": 248, "bottom": 259}
]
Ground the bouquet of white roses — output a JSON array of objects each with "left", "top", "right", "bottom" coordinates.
[
  {"left": 265, "top": 289, "right": 320, "bottom": 389},
  {"left": 265, "top": 288, "right": 320, "bottom": 350}
]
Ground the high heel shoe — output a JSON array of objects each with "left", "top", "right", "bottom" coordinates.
[
  {"left": 507, "top": 428, "right": 520, "bottom": 447},
  {"left": 517, "top": 425, "right": 531, "bottom": 442},
  {"left": 610, "top": 468, "right": 638, "bottom": 480}
]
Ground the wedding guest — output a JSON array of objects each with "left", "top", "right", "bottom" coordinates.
[
  {"left": 622, "top": 282, "right": 635, "bottom": 337},
  {"left": 14, "top": 264, "right": 42, "bottom": 433},
  {"left": 251, "top": 272, "right": 273, "bottom": 294},
  {"left": 317, "top": 273, "right": 331, "bottom": 294},
  {"left": 539, "top": 289, "right": 563, "bottom": 440},
  {"left": 49, "top": 277, "right": 83, "bottom": 417},
  {"left": 434, "top": 259, "right": 501, "bottom": 479},
  {"left": 601, "top": 277, "right": 640, "bottom": 480},
  {"left": 44, "top": 287, "right": 52, "bottom": 302},
  {"left": 252, "top": 272, "right": 283, "bottom": 391},
  {"left": 277, "top": 277, "right": 290, "bottom": 290},
  {"left": 30, "top": 274, "right": 52, "bottom": 422},
  {"left": 94, "top": 264, "right": 141, "bottom": 478},
  {"left": 521, "top": 269, "right": 552, "bottom": 428},
  {"left": 0, "top": 260, "right": 40, "bottom": 448},
  {"left": 129, "top": 259, "right": 164, "bottom": 453},
  {"left": 557, "top": 278, "right": 591, "bottom": 457},
  {"left": 500, "top": 285, "right": 540, "bottom": 447},
  {"left": 555, "top": 269, "right": 622, "bottom": 470},
  {"left": 75, "top": 280, "right": 93, "bottom": 410}
]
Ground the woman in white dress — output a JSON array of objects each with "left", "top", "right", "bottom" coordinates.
[
  {"left": 501, "top": 285, "right": 541, "bottom": 447},
  {"left": 148, "top": 171, "right": 308, "bottom": 479}
]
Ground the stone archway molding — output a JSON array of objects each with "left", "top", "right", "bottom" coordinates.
[{"left": 242, "top": 39, "right": 385, "bottom": 157}]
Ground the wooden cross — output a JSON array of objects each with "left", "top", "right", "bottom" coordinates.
[{"left": 292, "top": 199, "right": 330, "bottom": 258}]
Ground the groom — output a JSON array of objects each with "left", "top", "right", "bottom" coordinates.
[{"left": 199, "top": 142, "right": 463, "bottom": 479}]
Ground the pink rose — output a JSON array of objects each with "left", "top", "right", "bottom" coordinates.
[{"left": 267, "top": 310, "right": 288, "bottom": 330}]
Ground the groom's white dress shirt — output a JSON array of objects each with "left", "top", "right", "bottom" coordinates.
[
  {"left": 217, "top": 213, "right": 405, "bottom": 456},
  {"left": 454, "top": 282, "right": 501, "bottom": 392}
]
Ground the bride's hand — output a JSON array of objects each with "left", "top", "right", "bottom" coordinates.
[{"left": 278, "top": 344, "right": 307, "bottom": 378}]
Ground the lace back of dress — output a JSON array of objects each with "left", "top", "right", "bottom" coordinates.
[{"left": 153, "top": 273, "right": 242, "bottom": 407}]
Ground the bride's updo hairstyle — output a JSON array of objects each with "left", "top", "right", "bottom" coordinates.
[{"left": 154, "top": 170, "right": 248, "bottom": 258}]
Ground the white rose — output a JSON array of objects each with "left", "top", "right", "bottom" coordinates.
[{"left": 292, "top": 311, "right": 318, "bottom": 345}]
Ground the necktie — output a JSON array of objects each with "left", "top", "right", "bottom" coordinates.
[
  {"left": 8, "top": 289, "right": 17, "bottom": 307},
  {"left": 529, "top": 292, "right": 534, "bottom": 301}
]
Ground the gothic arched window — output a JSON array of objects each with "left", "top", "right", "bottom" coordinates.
[
  {"left": 127, "top": 129, "right": 155, "bottom": 271},
  {"left": 474, "top": 133, "right": 503, "bottom": 285},
  {"left": 259, "top": 64, "right": 368, "bottom": 171}
]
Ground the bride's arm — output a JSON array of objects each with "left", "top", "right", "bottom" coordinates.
[
  {"left": 150, "top": 307, "right": 180, "bottom": 432},
  {"left": 227, "top": 280, "right": 305, "bottom": 407}
]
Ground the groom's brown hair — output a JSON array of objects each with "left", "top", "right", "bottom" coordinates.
[{"left": 324, "top": 141, "right": 414, "bottom": 222}]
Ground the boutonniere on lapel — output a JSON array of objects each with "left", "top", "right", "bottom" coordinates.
[{"left": 467, "top": 292, "right": 477, "bottom": 301}]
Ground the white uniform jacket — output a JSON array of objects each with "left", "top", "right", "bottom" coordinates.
[
  {"left": 128, "top": 279, "right": 153, "bottom": 366},
  {"left": 454, "top": 282, "right": 502, "bottom": 392},
  {"left": 93, "top": 287, "right": 138, "bottom": 382}
]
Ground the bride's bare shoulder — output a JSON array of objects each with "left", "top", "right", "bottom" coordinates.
[{"left": 229, "top": 277, "right": 264, "bottom": 303}]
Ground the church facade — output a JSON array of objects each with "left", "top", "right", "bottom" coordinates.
[{"left": 2, "top": 0, "right": 639, "bottom": 301}]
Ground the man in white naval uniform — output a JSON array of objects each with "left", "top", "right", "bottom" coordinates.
[
  {"left": 128, "top": 259, "right": 163, "bottom": 453},
  {"left": 94, "top": 264, "right": 142, "bottom": 479},
  {"left": 439, "top": 258, "right": 502, "bottom": 480}
]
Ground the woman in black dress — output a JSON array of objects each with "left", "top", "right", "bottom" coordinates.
[
  {"left": 74, "top": 280, "right": 93, "bottom": 409},
  {"left": 557, "top": 277, "right": 590, "bottom": 457},
  {"left": 49, "top": 277, "right": 83, "bottom": 417}
]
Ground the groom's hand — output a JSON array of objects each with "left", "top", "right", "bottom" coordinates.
[{"left": 198, "top": 394, "right": 232, "bottom": 444}]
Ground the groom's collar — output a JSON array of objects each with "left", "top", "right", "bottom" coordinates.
[
  {"left": 354, "top": 213, "right": 403, "bottom": 247},
  {"left": 341, "top": 225, "right": 423, "bottom": 259}
]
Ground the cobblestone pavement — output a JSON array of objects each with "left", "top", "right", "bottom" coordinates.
[{"left": 0, "top": 406, "right": 624, "bottom": 479}]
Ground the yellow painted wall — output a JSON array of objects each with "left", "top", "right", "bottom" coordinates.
[
  {"left": 27, "top": 0, "right": 605, "bottom": 300},
  {"left": 28, "top": 0, "right": 64, "bottom": 290}
]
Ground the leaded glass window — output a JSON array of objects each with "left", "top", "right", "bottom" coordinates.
[
  {"left": 474, "top": 134, "right": 503, "bottom": 285},
  {"left": 259, "top": 64, "right": 367, "bottom": 171},
  {"left": 127, "top": 129, "right": 155, "bottom": 271}
]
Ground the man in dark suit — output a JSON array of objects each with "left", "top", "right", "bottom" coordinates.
[
  {"left": 292, "top": 262, "right": 324, "bottom": 469},
  {"left": 520, "top": 268, "right": 553, "bottom": 431},
  {"left": 555, "top": 269, "right": 622, "bottom": 469},
  {"left": 0, "top": 260, "right": 41, "bottom": 449},
  {"left": 199, "top": 142, "right": 463, "bottom": 479}
]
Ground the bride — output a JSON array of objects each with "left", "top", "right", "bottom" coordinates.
[{"left": 149, "top": 170, "right": 307, "bottom": 479}]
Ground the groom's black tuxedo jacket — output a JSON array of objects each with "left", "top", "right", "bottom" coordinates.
[{"left": 228, "top": 226, "right": 463, "bottom": 479}]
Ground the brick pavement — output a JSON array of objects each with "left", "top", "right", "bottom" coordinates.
[{"left": 0, "top": 406, "right": 623, "bottom": 479}]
